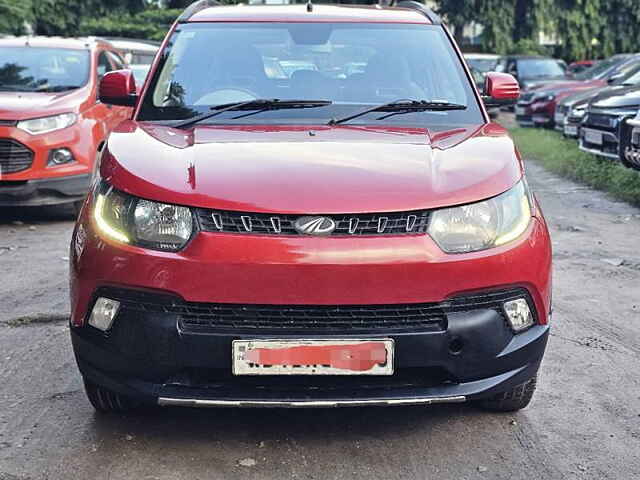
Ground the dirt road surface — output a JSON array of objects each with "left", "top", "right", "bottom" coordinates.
[{"left": 1, "top": 158, "right": 639, "bottom": 480}]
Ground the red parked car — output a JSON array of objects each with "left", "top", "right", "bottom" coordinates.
[
  {"left": 0, "top": 37, "right": 131, "bottom": 210},
  {"left": 69, "top": 0, "right": 552, "bottom": 413}
]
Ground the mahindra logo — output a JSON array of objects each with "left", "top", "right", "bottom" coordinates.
[{"left": 294, "top": 216, "right": 336, "bottom": 236}]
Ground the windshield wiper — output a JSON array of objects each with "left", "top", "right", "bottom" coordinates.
[
  {"left": 173, "top": 99, "right": 332, "bottom": 129},
  {"left": 327, "top": 99, "right": 467, "bottom": 126}
]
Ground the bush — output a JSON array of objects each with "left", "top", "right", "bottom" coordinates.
[
  {"left": 510, "top": 128, "right": 640, "bottom": 206},
  {"left": 78, "top": 9, "right": 181, "bottom": 41}
]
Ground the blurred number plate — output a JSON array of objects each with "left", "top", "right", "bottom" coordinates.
[
  {"left": 232, "top": 339, "right": 394, "bottom": 376},
  {"left": 584, "top": 128, "right": 603, "bottom": 145},
  {"left": 515, "top": 106, "right": 526, "bottom": 116},
  {"left": 564, "top": 125, "right": 578, "bottom": 136}
]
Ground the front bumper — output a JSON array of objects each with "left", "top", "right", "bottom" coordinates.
[
  {"left": 71, "top": 294, "right": 549, "bottom": 407},
  {"left": 70, "top": 204, "right": 552, "bottom": 406},
  {"left": 0, "top": 173, "right": 90, "bottom": 206},
  {"left": 579, "top": 127, "right": 619, "bottom": 159}
]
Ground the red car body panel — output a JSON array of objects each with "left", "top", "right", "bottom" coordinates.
[
  {"left": 70, "top": 195, "right": 551, "bottom": 327},
  {"left": 100, "top": 122, "right": 521, "bottom": 214}
]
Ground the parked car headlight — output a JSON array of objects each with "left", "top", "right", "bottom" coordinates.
[
  {"left": 571, "top": 107, "right": 586, "bottom": 119},
  {"left": 534, "top": 94, "right": 555, "bottom": 103},
  {"left": 93, "top": 181, "right": 193, "bottom": 251},
  {"left": 428, "top": 180, "right": 532, "bottom": 254},
  {"left": 17, "top": 112, "right": 77, "bottom": 135}
]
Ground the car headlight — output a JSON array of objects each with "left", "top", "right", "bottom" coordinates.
[
  {"left": 93, "top": 181, "right": 193, "bottom": 252},
  {"left": 17, "top": 112, "right": 77, "bottom": 135},
  {"left": 534, "top": 94, "right": 555, "bottom": 103},
  {"left": 571, "top": 107, "right": 586, "bottom": 119},
  {"left": 428, "top": 180, "right": 532, "bottom": 254}
]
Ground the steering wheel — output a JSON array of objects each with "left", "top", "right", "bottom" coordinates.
[{"left": 195, "top": 87, "right": 259, "bottom": 106}]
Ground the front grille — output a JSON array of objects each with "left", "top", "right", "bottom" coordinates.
[
  {"left": 97, "top": 287, "right": 531, "bottom": 334},
  {"left": 0, "top": 120, "right": 17, "bottom": 127},
  {"left": 584, "top": 113, "right": 616, "bottom": 130},
  {"left": 196, "top": 209, "right": 430, "bottom": 236},
  {"left": 0, "top": 139, "right": 33, "bottom": 174}
]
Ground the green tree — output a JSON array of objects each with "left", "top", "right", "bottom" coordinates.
[
  {"left": 553, "top": 0, "right": 603, "bottom": 61},
  {"left": 0, "top": 0, "right": 33, "bottom": 34},
  {"left": 435, "top": 0, "right": 478, "bottom": 44}
]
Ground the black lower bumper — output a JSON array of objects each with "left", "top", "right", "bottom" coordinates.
[
  {"left": 0, "top": 173, "right": 90, "bottom": 206},
  {"left": 71, "top": 288, "right": 549, "bottom": 407}
]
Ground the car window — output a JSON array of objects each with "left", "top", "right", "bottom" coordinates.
[
  {"left": 517, "top": 59, "right": 565, "bottom": 78},
  {"left": 139, "top": 22, "right": 483, "bottom": 126},
  {"left": 0, "top": 47, "right": 90, "bottom": 92},
  {"left": 107, "top": 51, "right": 125, "bottom": 70},
  {"left": 97, "top": 51, "right": 113, "bottom": 78},
  {"left": 466, "top": 58, "right": 498, "bottom": 73}
]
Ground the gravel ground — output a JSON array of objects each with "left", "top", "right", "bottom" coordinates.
[{"left": 1, "top": 136, "right": 639, "bottom": 479}]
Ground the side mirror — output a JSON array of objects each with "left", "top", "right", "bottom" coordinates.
[
  {"left": 99, "top": 70, "right": 137, "bottom": 107},
  {"left": 482, "top": 72, "right": 520, "bottom": 107}
]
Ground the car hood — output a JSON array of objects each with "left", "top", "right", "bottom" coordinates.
[
  {"left": 559, "top": 86, "right": 611, "bottom": 108},
  {"left": 0, "top": 88, "right": 87, "bottom": 120},
  {"left": 521, "top": 77, "right": 570, "bottom": 91},
  {"left": 591, "top": 85, "right": 640, "bottom": 110},
  {"left": 102, "top": 122, "right": 522, "bottom": 214}
]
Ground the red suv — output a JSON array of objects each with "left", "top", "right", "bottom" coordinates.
[
  {"left": 0, "top": 37, "right": 131, "bottom": 210},
  {"left": 70, "top": 0, "right": 552, "bottom": 413}
]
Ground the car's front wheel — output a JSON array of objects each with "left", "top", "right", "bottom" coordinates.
[
  {"left": 83, "top": 379, "right": 139, "bottom": 413},
  {"left": 478, "top": 375, "right": 538, "bottom": 412}
]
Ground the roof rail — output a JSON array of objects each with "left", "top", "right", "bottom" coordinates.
[
  {"left": 176, "top": 0, "right": 441, "bottom": 24},
  {"left": 392, "top": 0, "right": 441, "bottom": 24},
  {"left": 178, "top": 0, "right": 222, "bottom": 23}
]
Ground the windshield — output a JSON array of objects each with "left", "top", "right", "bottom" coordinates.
[
  {"left": 466, "top": 58, "right": 498, "bottom": 73},
  {"left": 0, "top": 47, "right": 90, "bottom": 92},
  {"left": 138, "top": 22, "right": 482, "bottom": 126},
  {"left": 574, "top": 57, "right": 619, "bottom": 81},
  {"left": 620, "top": 67, "right": 640, "bottom": 86},
  {"left": 518, "top": 59, "right": 565, "bottom": 78}
]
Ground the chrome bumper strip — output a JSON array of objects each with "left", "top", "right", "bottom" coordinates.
[
  {"left": 158, "top": 395, "right": 467, "bottom": 408},
  {"left": 578, "top": 142, "right": 619, "bottom": 160}
]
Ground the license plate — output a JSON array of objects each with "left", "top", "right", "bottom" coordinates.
[
  {"left": 584, "top": 128, "right": 603, "bottom": 145},
  {"left": 515, "top": 106, "right": 526, "bottom": 116},
  {"left": 232, "top": 339, "right": 394, "bottom": 376},
  {"left": 554, "top": 113, "right": 564, "bottom": 124},
  {"left": 564, "top": 125, "right": 578, "bottom": 136}
]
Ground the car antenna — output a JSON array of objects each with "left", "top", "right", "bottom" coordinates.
[{"left": 306, "top": 0, "right": 313, "bottom": 12}]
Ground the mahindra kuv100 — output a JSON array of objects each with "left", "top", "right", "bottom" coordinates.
[{"left": 69, "top": 0, "right": 552, "bottom": 413}]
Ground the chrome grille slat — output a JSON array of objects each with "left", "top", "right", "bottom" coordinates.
[{"left": 197, "top": 209, "right": 430, "bottom": 236}]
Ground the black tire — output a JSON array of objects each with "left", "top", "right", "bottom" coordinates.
[
  {"left": 83, "top": 379, "right": 138, "bottom": 413},
  {"left": 479, "top": 375, "right": 537, "bottom": 412}
]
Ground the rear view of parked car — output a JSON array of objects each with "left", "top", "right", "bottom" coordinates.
[
  {"left": 0, "top": 37, "right": 131, "bottom": 210},
  {"left": 496, "top": 55, "right": 567, "bottom": 92},
  {"left": 464, "top": 53, "right": 500, "bottom": 75}
]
